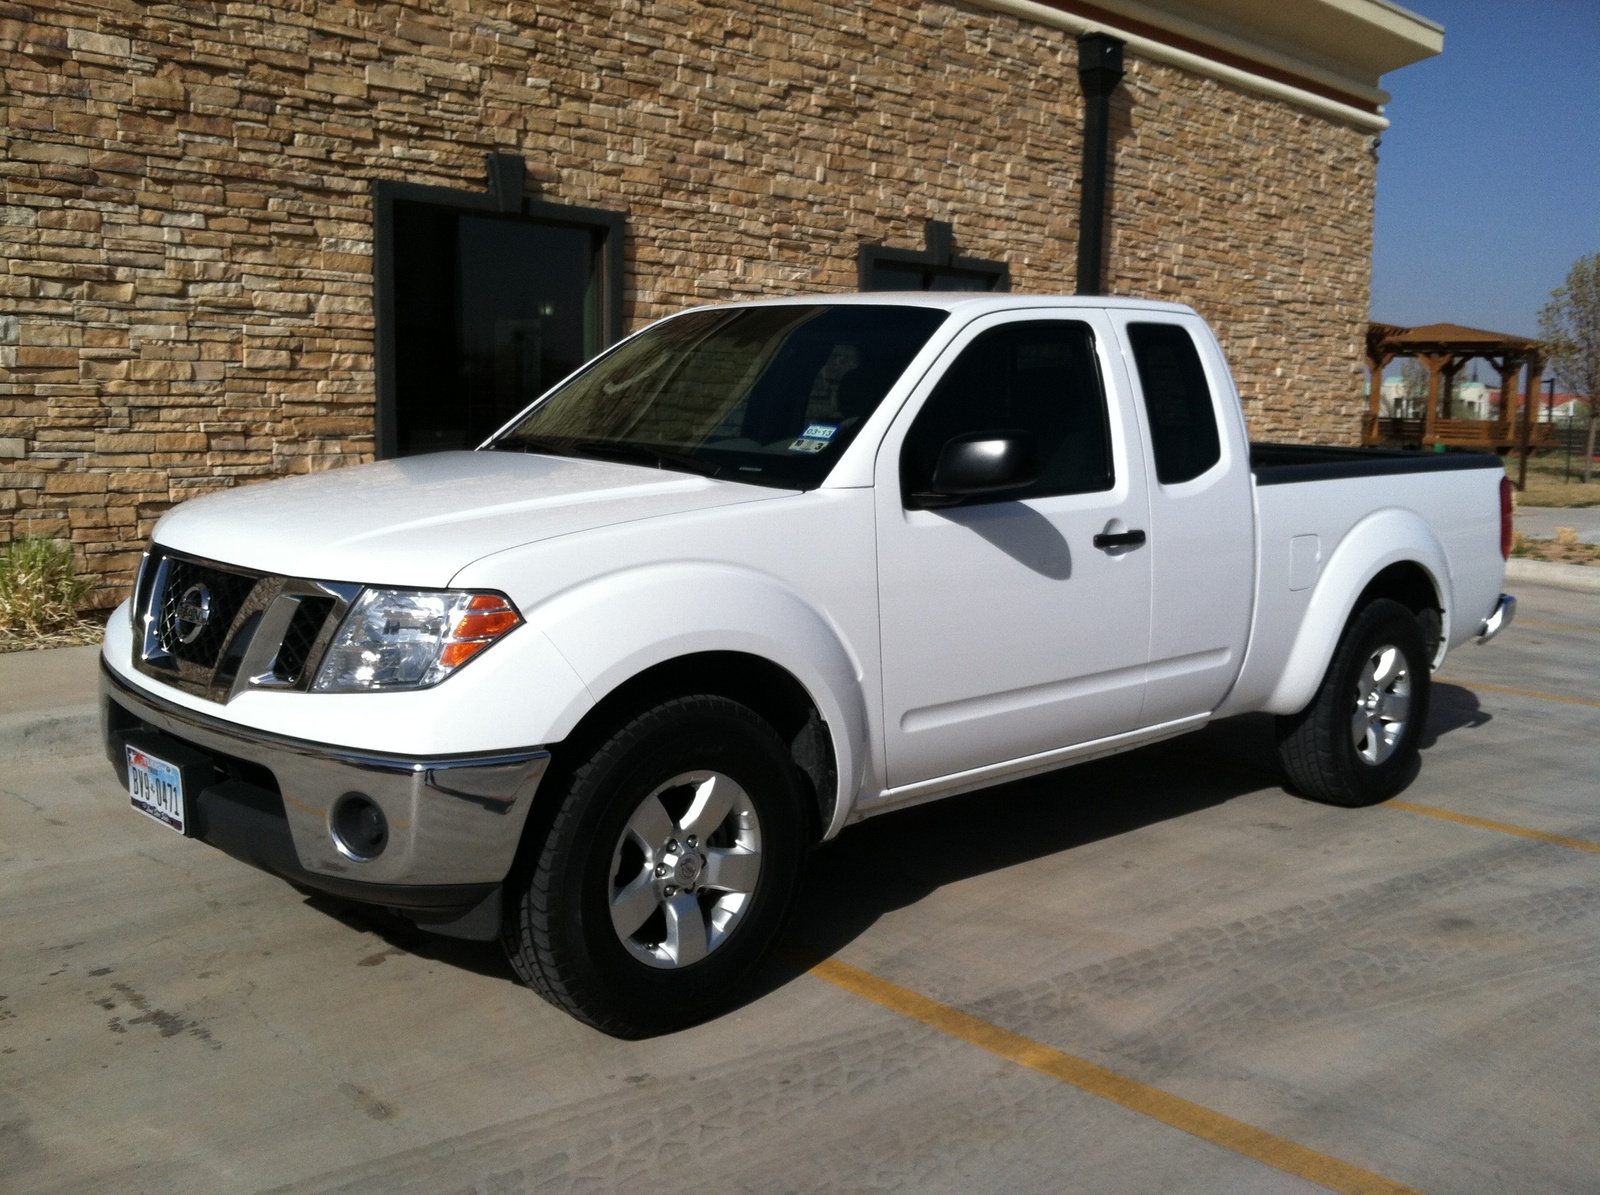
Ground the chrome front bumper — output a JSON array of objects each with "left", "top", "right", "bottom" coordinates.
[
  {"left": 101, "top": 662, "right": 549, "bottom": 931},
  {"left": 1477, "top": 593, "right": 1516, "bottom": 644}
]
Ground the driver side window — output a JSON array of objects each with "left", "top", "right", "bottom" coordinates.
[{"left": 900, "top": 320, "right": 1112, "bottom": 506}]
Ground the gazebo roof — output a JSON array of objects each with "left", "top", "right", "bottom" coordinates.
[{"left": 1369, "top": 321, "right": 1541, "bottom": 358}]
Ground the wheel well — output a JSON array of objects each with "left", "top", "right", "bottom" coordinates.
[
  {"left": 1354, "top": 562, "right": 1443, "bottom": 659},
  {"left": 550, "top": 652, "right": 837, "bottom": 840}
]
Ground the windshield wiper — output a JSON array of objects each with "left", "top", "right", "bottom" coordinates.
[
  {"left": 485, "top": 434, "right": 576, "bottom": 457},
  {"left": 570, "top": 441, "right": 723, "bottom": 478},
  {"left": 487, "top": 435, "right": 721, "bottom": 479}
]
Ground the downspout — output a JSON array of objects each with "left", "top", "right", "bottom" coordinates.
[{"left": 1076, "top": 32, "right": 1125, "bottom": 295}]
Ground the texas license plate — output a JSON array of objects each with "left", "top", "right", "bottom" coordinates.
[{"left": 127, "top": 744, "right": 187, "bottom": 834}]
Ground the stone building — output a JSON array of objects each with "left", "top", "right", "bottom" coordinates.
[{"left": 1, "top": 0, "right": 1441, "bottom": 604}]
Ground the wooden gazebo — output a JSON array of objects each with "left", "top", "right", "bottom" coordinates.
[{"left": 1364, "top": 322, "right": 1554, "bottom": 457}]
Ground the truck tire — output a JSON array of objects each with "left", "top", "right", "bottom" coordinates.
[
  {"left": 1276, "top": 598, "right": 1432, "bottom": 808},
  {"left": 502, "top": 695, "right": 807, "bottom": 1037}
]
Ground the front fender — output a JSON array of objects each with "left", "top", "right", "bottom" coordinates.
[
  {"left": 528, "top": 563, "right": 871, "bottom": 839},
  {"left": 1262, "top": 508, "right": 1451, "bottom": 716}
]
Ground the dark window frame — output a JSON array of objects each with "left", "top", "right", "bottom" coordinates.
[
  {"left": 372, "top": 173, "right": 625, "bottom": 459},
  {"left": 858, "top": 219, "right": 1010, "bottom": 293}
]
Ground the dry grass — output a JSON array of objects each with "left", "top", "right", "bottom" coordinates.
[
  {"left": 1510, "top": 531, "right": 1600, "bottom": 567},
  {"left": 0, "top": 617, "right": 108, "bottom": 654},
  {"left": 1512, "top": 451, "right": 1600, "bottom": 508},
  {"left": 0, "top": 536, "right": 103, "bottom": 653}
]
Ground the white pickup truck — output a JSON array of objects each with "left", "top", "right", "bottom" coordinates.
[{"left": 101, "top": 294, "right": 1515, "bottom": 1036}]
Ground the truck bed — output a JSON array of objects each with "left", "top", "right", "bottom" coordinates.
[
  {"left": 1216, "top": 443, "right": 1507, "bottom": 719},
  {"left": 1249, "top": 442, "right": 1505, "bottom": 485}
]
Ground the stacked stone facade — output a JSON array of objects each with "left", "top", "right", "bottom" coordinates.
[{"left": 1, "top": 0, "right": 1377, "bottom": 605}]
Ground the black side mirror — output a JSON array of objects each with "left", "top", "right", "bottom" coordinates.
[{"left": 919, "top": 431, "right": 1039, "bottom": 505}]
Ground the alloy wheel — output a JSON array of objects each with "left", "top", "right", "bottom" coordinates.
[
  {"left": 607, "top": 770, "right": 763, "bottom": 968},
  {"left": 1351, "top": 644, "right": 1411, "bottom": 765}
]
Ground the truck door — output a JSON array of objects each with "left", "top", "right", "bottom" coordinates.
[
  {"left": 1111, "top": 314, "right": 1255, "bottom": 724},
  {"left": 874, "top": 311, "right": 1154, "bottom": 788}
]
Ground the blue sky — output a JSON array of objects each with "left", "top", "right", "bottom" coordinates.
[{"left": 1371, "top": 0, "right": 1600, "bottom": 338}]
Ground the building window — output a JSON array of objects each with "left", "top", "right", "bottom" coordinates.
[
  {"left": 373, "top": 156, "right": 624, "bottom": 458},
  {"left": 858, "top": 219, "right": 1009, "bottom": 293}
]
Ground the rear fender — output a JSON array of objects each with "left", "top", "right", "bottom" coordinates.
[
  {"left": 1262, "top": 508, "right": 1451, "bottom": 716},
  {"left": 529, "top": 563, "right": 871, "bottom": 839}
]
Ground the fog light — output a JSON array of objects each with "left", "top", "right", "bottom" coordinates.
[{"left": 331, "top": 793, "right": 388, "bottom": 860}]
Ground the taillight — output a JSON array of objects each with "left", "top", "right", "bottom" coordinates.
[{"left": 1499, "top": 475, "right": 1513, "bottom": 559}]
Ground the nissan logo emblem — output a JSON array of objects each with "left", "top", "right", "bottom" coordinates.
[{"left": 173, "top": 583, "right": 213, "bottom": 644}]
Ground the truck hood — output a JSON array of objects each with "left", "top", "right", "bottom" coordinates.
[{"left": 151, "top": 451, "right": 790, "bottom": 587}]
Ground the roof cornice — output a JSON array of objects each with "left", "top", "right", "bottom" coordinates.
[{"left": 964, "top": 0, "right": 1445, "bottom": 132}]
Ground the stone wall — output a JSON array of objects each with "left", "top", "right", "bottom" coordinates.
[{"left": 0, "top": 0, "right": 1376, "bottom": 604}]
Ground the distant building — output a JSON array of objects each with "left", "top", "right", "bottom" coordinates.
[
  {"left": 1377, "top": 377, "right": 1412, "bottom": 418},
  {"left": 1549, "top": 393, "right": 1589, "bottom": 420},
  {"left": 1488, "top": 389, "right": 1584, "bottom": 421},
  {"left": 1378, "top": 372, "right": 1531, "bottom": 421},
  {"left": 1453, "top": 380, "right": 1491, "bottom": 420}
]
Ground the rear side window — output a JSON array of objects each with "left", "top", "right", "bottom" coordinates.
[
  {"left": 1127, "top": 323, "right": 1221, "bottom": 485},
  {"left": 901, "top": 320, "right": 1112, "bottom": 505}
]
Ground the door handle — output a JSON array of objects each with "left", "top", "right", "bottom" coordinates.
[{"left": 1092, "top": 529, "right": 1147, "bottom": 550}]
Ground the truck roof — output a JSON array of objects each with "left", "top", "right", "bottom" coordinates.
[{"left": 679, "top": 293, "right": 1201, "bottom": 317}]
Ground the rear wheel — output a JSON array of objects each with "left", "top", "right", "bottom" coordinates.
[
  {"left": 1276, "top": 598, "right": 1431, "bottom": 807},
  {"left": 502, "top": 695, "right": 807, "bottom": 1037}
]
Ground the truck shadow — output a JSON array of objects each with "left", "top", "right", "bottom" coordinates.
[
  {"left": 290, "top": 686, "right": 1494, "bottom": 998},
  {"left": 298, "top": 893, "right": 523, "bottom": 983},
  {"left": 762, "top": 713, "right": 1284, "bottom": 991},
  {"left": 1421, "top": 682, "right": 1491, "bottom": 747},
  {"left": 754, "top": 691, "right": 1493, "bottom": 1005}
]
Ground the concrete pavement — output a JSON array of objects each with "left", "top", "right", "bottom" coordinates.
[
  {"left": 0, "top": 643, "right": 100, "bottom": 719},
  {"left": 1, "top": 585, "right": 1596, "bottom": 1194},
  {"left": 1514, "top": 504, "right": 1600, "bottom": 544},
  {"left": 0, "top": 643, "right": 101, "bottom": 765}
]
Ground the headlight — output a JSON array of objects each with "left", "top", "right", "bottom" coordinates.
[{"left": 312, "top": 589, "right": 522, "bottom": 692}]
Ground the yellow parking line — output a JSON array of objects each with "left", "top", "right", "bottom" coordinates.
[
  {"left": 1386, "top": 800, "right": 1600, "bottom": 854},
  {"left": 1518, "top": 618, "right": 1600, "bottom": 635},
  {"left": 1436, "top": 678, "right": 1600, "bottom": 709},
  {"left": 809, "top": 956, "right": 1424, "bottom": 1195}
]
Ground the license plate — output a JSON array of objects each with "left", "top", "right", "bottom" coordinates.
[{"left": 127, "top": 744, "right": 186, "bottom": 834}]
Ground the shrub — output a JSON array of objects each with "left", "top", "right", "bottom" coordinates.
[{"left": 0, "top": 536, "right": 91, "bottom": 637}]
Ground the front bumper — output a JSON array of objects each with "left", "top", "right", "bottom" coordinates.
[
  {"left": 1477, "top": 593, "right": 1516, "bottom": 644},
  {"left": 101, "top": 661, "right": 550, "bottom": 937}
]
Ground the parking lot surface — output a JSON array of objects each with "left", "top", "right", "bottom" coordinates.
[
  {"left": 1514, "top": 504, "right": 1600, "bottom": 544},
  {"left": 1, "top": 582, "right": 1595, "bottom": 1194}
]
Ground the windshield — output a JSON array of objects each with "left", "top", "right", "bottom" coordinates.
[{"left": 485, "top": 304, "right": 948, "bottom": 488}]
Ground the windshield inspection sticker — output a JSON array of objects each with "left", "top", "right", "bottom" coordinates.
[{"left": 787, "top": 423, "right": 840, "bottom": 453}]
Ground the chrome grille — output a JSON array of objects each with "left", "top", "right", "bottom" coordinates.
[
  {"left": 154, "top": 558, "right": 258, "bottom": 666},
  {"left": 133, "top": 547, "right": 358, "bottom": 702},
  {"left": 271, "top": 596, "right": 336, "bottom": 685}
]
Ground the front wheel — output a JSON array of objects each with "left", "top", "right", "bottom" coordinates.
[
  {"left": 501, "top": 695, "right": 808, "bottom": 1037},
  {"left": 1276, "top": 598, "right": 1432, "bottom": 807}
]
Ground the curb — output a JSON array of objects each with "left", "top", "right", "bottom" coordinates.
[
  {"left": 0, "top": 704, "right": 101, "bottom": 759},
  {"left": 1505, "top": 558, "right": 1600, "bottom": 594}
]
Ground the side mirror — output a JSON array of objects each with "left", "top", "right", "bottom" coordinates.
[{"left": 922, "top": 431, "right": 1039, "bottom": 504}]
